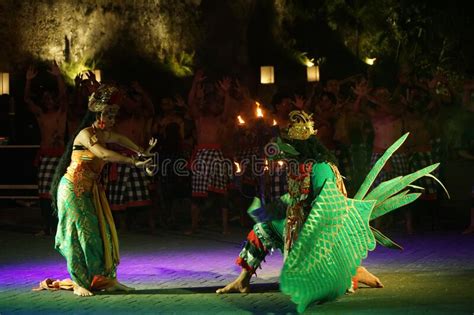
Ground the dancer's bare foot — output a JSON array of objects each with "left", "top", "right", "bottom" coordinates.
[
  {"left": 216, "top": 269, "right": 251, "bottom": 294},
  {"left": 73, "top": 284, "right": 94, "bottom": 297},
  {"left": 105, "top": 280, "right": 135, "bottom": 292},
  {"left": 462, "top": 226, "right": 474, "bottom": 235},
  {"left": 356, "top": 266, "right": 384, "bottom": 288}
]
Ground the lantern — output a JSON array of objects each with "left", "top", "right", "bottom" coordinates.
[
  {"left": 260, "top": 66, "right": 274, "bottom": 84},
  {"left": 0, "top": 72, "right": 10, "bottom": 95},
  {"left": 307, "top": 65, "right": 320, "bottom": 82}
]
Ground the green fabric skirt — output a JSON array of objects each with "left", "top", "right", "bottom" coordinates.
[{"left": 54, "top": 176, "right": 116, "bottom": 289}]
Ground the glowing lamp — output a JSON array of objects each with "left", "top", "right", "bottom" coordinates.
[
  {"left": 307, "top": 65, "right": 320, "bottom": 82},
  {"left": 93, "top": 69, "right": 102, "bottom": 82},
  {"left": 364, "top": 57, "right": 376, "bottom": 65},
  {"left": 272, "top": 119, "right": 277, "bottom": 126},
  {"left": 260, "top": 66, "right": 274, "bottom": 84},
  {"left": 0, "top": 72, "right": 10, "bottom": 95}
]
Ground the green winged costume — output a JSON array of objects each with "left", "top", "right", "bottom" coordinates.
[{"left": 235, "top": 111, "right": 445, "bottom": 313}]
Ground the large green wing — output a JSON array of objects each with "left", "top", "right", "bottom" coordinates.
[
  {"left": 354, "top": 133, "right": 409, "bottom": 200},
  {"left": 280, "top": 180, "right": 376, "bottom": 313}
]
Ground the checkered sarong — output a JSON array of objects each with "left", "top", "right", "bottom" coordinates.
[
  {"left": 270, "top": 165, "right": 288, "bottom": 201},
  {"left": 106, "top": 164, "right": 151, "bottom": 210},
  {"left": 370, "top": 152, "right": 409, "bottom": 188},
  {"left": 191, "top": 147, "right": 231, "bottom": 197},
  {"left": 38, "top": 156, "right": 61, "bottom": 198},
  {"left": 409, "top": 151, "right": 438, "bottom": 196}
]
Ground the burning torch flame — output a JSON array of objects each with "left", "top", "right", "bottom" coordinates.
[
  {"left": 234, "top": 161, "right": 242, "bottom": 174},
  {"left": 272, "top": 119, "right": 277, "bottom": 126},
  {"left": 264, "top": 159, "right": 269, "bottom": 171},
  {"left": 237, "top": 115, "right": 245, "bottom": 125},
  {"left": 256, "top": 101, "right": 264, "bottom": 118}
]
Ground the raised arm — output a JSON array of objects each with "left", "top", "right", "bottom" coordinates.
[
  {"left": 24, "top": 66, "right": 42, "bottom": 116},
  {"left": 188, "top": 70, "right": 206, "bottom": 119},
  {"left": 216, "top": 76, "right": 232, "bottom": 122},
  {"left": 48, "top": 61, "right": 67, "bottom": 112},
  {"left": 351, "top": 79, "right": 370, "bottom": 114}
]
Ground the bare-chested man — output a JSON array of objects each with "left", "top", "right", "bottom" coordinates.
[
  {"left": 353, "top": 80, "right": 411, "bottom": 233},
  {"left": 186, "top": 70, "right": 232, "bottom": 235},
  {"left": 24, "top": 62, "right": 67, "bottom": 235},
  {"left": 106, "top": 82, "right": 155, "bottom": 232}
]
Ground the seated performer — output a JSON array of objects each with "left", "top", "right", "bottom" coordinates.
[
  {"left": 35, "top": 85, "right": 155, "bottom": 297},
  {"left": 217, "top": 110, "right": 442, "bottom": 313}
]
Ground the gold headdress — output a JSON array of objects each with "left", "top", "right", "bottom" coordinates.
[
  {"left": 88, "top": 84, "right": 120, "bottom": 113},
  {"left": 287, "top": 110, "right": 317, "bottom": 140}
]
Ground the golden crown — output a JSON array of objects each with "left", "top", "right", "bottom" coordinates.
[
  {"left": 88, "top": 85, "right": 120, "bottom": 113},
  {"left": 287, "top": 110, "right": 317, "bottom": 140}
]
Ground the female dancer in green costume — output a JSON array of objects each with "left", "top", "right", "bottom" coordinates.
[{"left": 43, "top": 85, "right": 155, "bottom": 296}]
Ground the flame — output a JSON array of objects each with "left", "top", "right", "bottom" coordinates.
[
  {"left": 264, "top": 159, "right": 269, "bottom": 171},
  {"left": 234, "top": 161, "right": 242, "bottom": 174},
  {"left": 277, "top": 160, "right": 284, "bottom": 167},
  {"left": 272, "top": 119, "right": 277, "bottom": 126},
  {"left": 237, "top": 115, "right": 245, "bottom": 125},
  {"left": 256, "top": 101, "right": 264, "bottom": 118}
]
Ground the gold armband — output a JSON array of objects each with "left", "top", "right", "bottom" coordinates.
[{"left": 89, "top": 134, "right": 99, "bottom": 147}]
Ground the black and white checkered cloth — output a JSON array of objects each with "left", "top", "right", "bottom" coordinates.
[
  {"left": 107, "top": 164, "right": 151, "bottom": 210},
  {"left": 38, "top": 156, "right": 61, "bottom": 198},
  {"left": 191, "top": 148, "right": 231, "bottom": 197},
  {"left": 370, "top": 152, "right": 410, "bottom": 188},
  {"left": 270, "top": 170, "right": 288, "bottom": 201}
]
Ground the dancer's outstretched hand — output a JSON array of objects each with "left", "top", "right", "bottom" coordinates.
[
  {"left": 141, "top": 138, "right": 158, "bottom": 157},
  {"left": 134, "top": 157, "right": 153, "bottom": 168}
]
